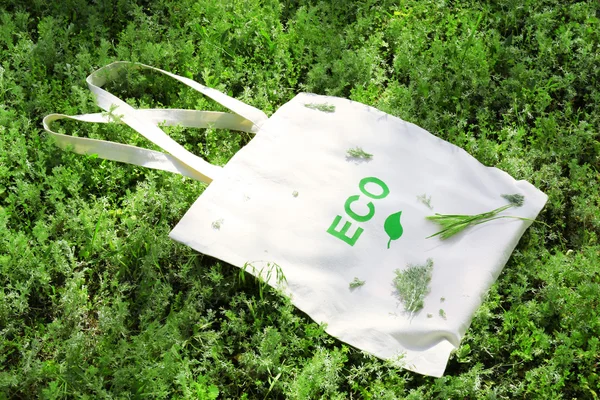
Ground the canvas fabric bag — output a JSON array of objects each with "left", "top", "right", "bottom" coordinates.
[{"left": 44, "top": 62, "right": 548, "bottom": 377}]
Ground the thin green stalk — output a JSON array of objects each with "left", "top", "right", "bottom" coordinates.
[
  {"left": 470, "top": 215, "right": 551, "bottom": 228},
  {"left": 426, "top": 194, "right": 538, "bottom": 240}
]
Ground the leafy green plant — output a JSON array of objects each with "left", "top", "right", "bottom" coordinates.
[
  {"left": 393, "top": 258, "right": 434, "bottom": 317},
  {"left": 211, "top": 218, "right": 224, "bottom": 230},
  {"left": 1, "top": 0, "right": 599, "bottom": 398},
  {"left": 192, "top": 376, "right": 219, "bottom": 400},
  {"left": 304, "top": 103, "right": 336, "bottom": 113},
  {"left": 240, "top": 261, "right": 288, "bottom": 301},
  {"left": 346, "top": 147, "right": 373, "bottom": 159},
  {"left": 102, "top": 103, "right": 125, "bottom": 124},
  {"left": 417, "top": 194, "right": 433, "bottom": 210},
  {"left": 349, "top": 277, "right": 366, "bottom": 289}
]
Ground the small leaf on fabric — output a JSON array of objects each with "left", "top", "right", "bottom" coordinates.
[
  {"left": 501, "top": 193, "right": 525, "bottom": 207},
  {"left": 304, "top": 103, "right": 335, "bottom": 113},
  {"left": 384, "top": 211, "right": 403, "bottom": 249},
  {"left": 349, "top": 277, "right": 366, "bottom": 289},
  {"left": 393, "top": 258, "right": 433, "bottom": 315},
  {"left": 346, "top": 147, "right": 373, "bottom": 159}
]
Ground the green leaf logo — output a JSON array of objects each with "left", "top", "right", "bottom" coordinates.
[{"left": 384, "top": 211, "right": 403, "bottom": 249}]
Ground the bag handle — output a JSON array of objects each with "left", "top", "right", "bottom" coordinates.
[
  {"left": 87, "top": 62, "right": 269, "bottom": 128},
  {"left": 43, "top": 62, "right": 269, "bottom": 183},
  {"left": 43, "top": 110, "right": 256, "bottom": 181}
]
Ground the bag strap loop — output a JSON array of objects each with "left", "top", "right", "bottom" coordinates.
[{"left": 43, "top": 62, "right": 268, "bottom": 183}]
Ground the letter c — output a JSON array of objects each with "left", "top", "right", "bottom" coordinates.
[{"left": 344, "top": 195, "right": 375, "bottom": 222}]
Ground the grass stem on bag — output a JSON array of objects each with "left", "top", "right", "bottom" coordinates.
[{"left": 425, "top": 194, "right": 547, "bottom": 240}]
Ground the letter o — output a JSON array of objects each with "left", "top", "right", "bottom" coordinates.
[{"left": 359, "top": 177, "right": 390, "bottom": 199}]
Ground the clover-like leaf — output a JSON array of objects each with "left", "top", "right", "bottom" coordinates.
[{"left": 384, "top": 211, "right": 403, "bottom": 249}]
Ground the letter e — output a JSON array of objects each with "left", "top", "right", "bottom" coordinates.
[{"left": 326, "top": 215, "right": 364, "bottom": 246}]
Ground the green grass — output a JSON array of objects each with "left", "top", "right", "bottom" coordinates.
[{"left": 1, "top": 0, "right": 599, "bottom": 398}]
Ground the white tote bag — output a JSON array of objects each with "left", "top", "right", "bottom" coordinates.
[{"left": 45, "top": 62, "right": 547, "bottom": 377}]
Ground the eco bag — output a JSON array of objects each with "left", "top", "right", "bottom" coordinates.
[{"left": 44, "top": 62, "right": 548, "bottom": 377}]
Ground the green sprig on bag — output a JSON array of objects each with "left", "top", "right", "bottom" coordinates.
[
  {"left": 393, "top": 258, "right": 434, "bottom": 317},
  {"left": 426, "top": 194, "right": 539, "bottom": 240}
]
